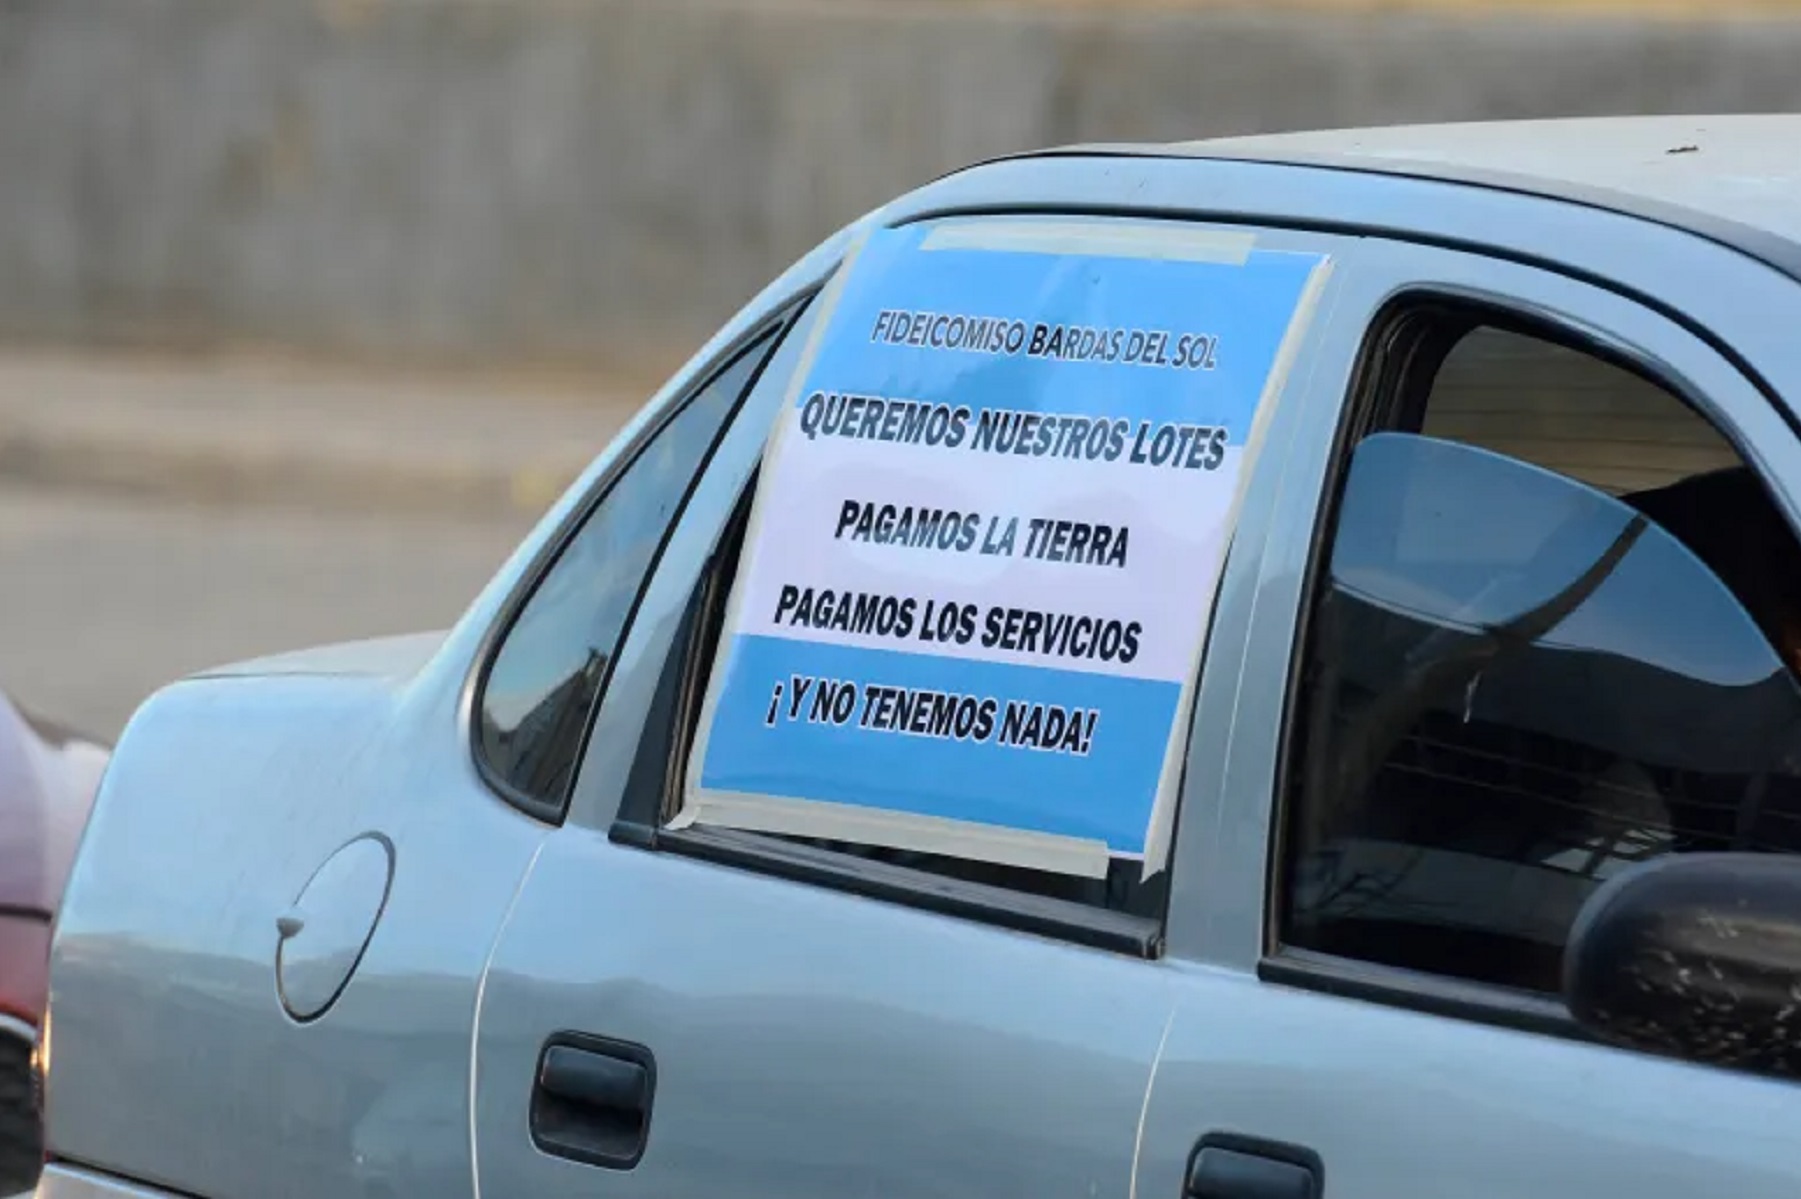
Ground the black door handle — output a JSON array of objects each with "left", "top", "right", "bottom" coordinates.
[
  {"left": 530, "top": 1033, "right": 656, "bottom": 1170},
  {"left": 1186, "top": 1133, "right": 1323, "bottom": 1199}
]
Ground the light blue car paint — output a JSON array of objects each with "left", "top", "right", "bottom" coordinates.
[{"left": 37, "top": 116, "right": 1801, "bottom": 1199}]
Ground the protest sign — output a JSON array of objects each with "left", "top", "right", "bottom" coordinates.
[{"left": 677, "top": 218, "right": 1332, "bottom": 878}]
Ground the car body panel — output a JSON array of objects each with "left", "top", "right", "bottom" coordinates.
[
  {"left": 196, "top": 631, "right": 451, "bottom": 681},
  {"left": 36, "top": 116, "right": 1801, "bottom": 1199},
  {"left": 474, "top": 835, "right": 1178, "bottom": 1199},
  {"left": 1139, "top": 970, "right": 1801, "bottom": 1199},
  {"left": 1, "top": 690, "right": 107, "bottom": 1194},
  {"left": 41, "top": 648, "right": 548, "bottom": 1198},
  {"left": 0, "top": 691, "right": 106, "bottom": 1029},
  {"left": 0, "top": 922, "right": 48, "bottom": 1036},
  {"left": 1185, "top": 114, "right": 1801, "bottom": 251},
  {"left": 0, "top": 695, "right": 106, "bottom": 918}
]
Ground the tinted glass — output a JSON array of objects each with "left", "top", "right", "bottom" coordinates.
[
  {"left": 478, "top": 333, "right": 777, "bottom": 811},
  {"left": 1284, "top": 433, "right": 1801, "bottom": 993}
]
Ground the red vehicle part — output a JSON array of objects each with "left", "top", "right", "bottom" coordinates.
[{"left": 0, "top": 691, "right": 107, "bottom": 1191}]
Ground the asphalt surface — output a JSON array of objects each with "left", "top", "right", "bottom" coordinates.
[{"left": 0, "top": 482, "right": 536, "bottom": 739}]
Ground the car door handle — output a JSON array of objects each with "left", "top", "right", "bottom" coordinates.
[
  {"left": 529, "top": 1034, "right": 656, "bottom": 1170},
  {"left": 540, "top": 1044, "right": 645, "bottom": 1109},
  {"left": 1187, "top": 1133, "right": 1324, "bottom": 1199}
]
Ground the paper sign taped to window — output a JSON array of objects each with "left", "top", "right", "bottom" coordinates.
[{"left": 678, "top": 219, "right": 1332, "bottom": 879}]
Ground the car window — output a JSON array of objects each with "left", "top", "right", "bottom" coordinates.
[
  {"left": 1423, "top": 326, "right": 1742, "bottom": 494},
  {"left": 1280, "top": 310, "right": 1801, "bottom": 994},
  {"left": 633, "top": 218, "right": 1341, "bottom": 947},
  {"left": 476, "top": 329, "right": 783, "bottom": 816}
]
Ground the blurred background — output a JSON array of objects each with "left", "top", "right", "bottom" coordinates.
[{"left": 4, "top": 0, "right": 1801, "bottom": 738}]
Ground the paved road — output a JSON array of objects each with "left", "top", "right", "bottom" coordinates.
[{"left": 0, "top": 483, "right": 536, "bottom": 738}]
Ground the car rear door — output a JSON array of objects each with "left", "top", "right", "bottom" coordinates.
[
  {"left": 1135, "top": 232, "right": 1801, "bottom": 1198},
  {"left": 469, "top": 214, "right": 1361, "bottom": 1199}
]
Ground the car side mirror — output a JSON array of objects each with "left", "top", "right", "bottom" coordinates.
[{"left": 1565, "top": 852, "right": 1801, "bottom": 1080}]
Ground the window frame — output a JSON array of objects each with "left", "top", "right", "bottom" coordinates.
[
  {"left": 1259, "top": 265, "right": 1801, "bottom": 1038},
  {"left": 466, "top": 304, "right": 805, "bottom": 824}
]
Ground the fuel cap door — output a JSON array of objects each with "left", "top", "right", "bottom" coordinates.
[{"left": 275, "top": 833, "right": 394, "bottom": 1022}]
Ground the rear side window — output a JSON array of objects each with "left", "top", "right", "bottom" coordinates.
[
  {"left": 642, "top": 218, "right": 1339, "bottom": 950},
  {"left": 476, "top": 331, "right": 781, "bottom": 816}
]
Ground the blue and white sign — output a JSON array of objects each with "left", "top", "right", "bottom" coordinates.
[{"left": 681, "top": 219, "right": 1332, "bottom": 878}]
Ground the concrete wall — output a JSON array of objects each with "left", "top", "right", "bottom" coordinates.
[{"left": 4, "top": 0, "right": 1801, "bottom": 371}]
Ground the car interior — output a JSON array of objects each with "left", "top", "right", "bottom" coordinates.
[{"left": 1285, "top": 306, "right": 1801, "bottom": 995}]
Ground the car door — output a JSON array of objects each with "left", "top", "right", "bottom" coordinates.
[
  {"left": 469, "top": 214, "right": 1364, "bottom": 1199},
  {"left": 1136, "top": 233, "right": 1801, "bottom": 1198}
]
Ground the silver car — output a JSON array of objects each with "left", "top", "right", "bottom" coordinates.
[{"left": 34, "top": 115, "right": 1801, "bottom": 1199}]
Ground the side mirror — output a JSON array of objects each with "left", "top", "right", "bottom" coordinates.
[{"left": 1565, "top": 852, "right": 1801, "bottom": 1080}]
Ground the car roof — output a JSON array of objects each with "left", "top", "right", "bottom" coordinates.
[{"left": 1007, "top": 115, "right": 1801, "bottom": 269}]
